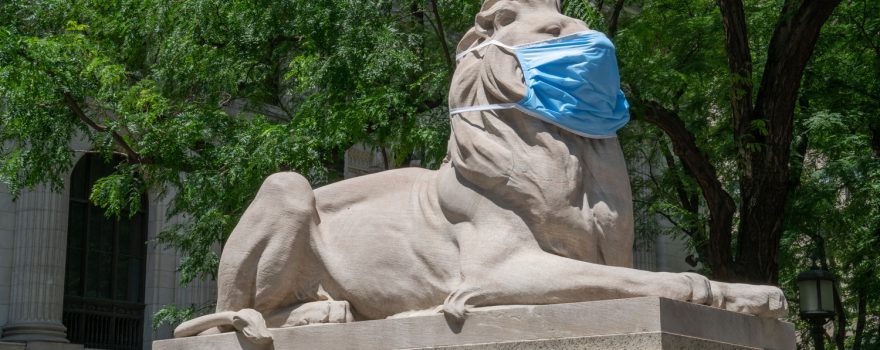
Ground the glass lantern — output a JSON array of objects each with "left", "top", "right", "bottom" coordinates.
[{"left": 796, "top": 262, "right": 836, "bottom": 319}]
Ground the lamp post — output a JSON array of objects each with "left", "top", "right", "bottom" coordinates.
[{"left": 797, "top": 259, "right": 836, "bottom": 350}]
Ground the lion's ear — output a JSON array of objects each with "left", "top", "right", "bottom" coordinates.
[{"left": 474, "top": 11, "right": 495, "bottom": 39}]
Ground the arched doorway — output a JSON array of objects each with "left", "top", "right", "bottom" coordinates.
[{"left": 62, "top": 154, "right": 147, "bottom": 349}]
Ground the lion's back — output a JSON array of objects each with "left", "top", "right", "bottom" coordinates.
[{"left": 311, "top": 167, "right": 460, "bottom": 319}]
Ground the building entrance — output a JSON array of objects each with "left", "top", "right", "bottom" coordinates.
[{"left": 62, "top": 154, "right": 146, "bottom": 349}]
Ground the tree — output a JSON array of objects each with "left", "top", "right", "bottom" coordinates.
[
  {"left": 778, "top": 0, "right": 880, "bottom": 347},
  {"left": 570, "top": 0, "right": 841, "bottom": 284},
  {"left": 0, "top": 0, "right": 476, "bottom": 284},
  {"left": 565, "top": 0, "right": 877, "bottom": 347}
]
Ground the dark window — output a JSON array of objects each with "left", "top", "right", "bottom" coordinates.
[{"left": 63, "top": 154, "right": 146, "bottom": 350}]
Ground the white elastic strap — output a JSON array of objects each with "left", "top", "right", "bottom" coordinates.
[
  {"left": 449, "top": 104, "right": 618, "bottom": 139},
  {"left": 456, "top": 30, "right": 601, "bottom": 61},
  {"left": 449, "top": 103, "right": 519, "bottom": 115},
  {"left": 508, "top": 105, "right": 618, "bottom": 139},
  {"left": 455, "top": 40, "right": 517, "bottom": 61}
]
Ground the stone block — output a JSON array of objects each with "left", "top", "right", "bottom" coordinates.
[
  {"left": 0, "top": 266, "right": 11, "bottom": 286},
  {"left": 0, "top": 280, "right": 11, "bottom": 302},
  {"left": 0, "top": 305, "right": 9, "bottom": 325},
  {"left": 153, "top": 297, "right": 795, "bottom": 350},
  {"left": 24, "top": 343, "right": 83, "bottom": 350},
  {"left": 0, "top": 213, "right": 15, "bottom": 232},
  {"left": 156, "top": 287, "right": 175, "bottom": 305},
  {"left": 0, "top": 341, "right": 25, "bottom": 350},
  {"left": 0, "top": 197, "right": 14, "bottom": 214},
  {"left": 159, "top": 253, "right": 177, "bottom": 272}
]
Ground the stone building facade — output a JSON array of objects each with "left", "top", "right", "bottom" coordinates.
[{"left": 0, "top": 146, "right": 215, "bottom": 350}]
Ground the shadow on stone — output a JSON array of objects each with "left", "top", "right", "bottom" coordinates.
[
  {"left": 234, "top": 332, "right": 273, "bottom": 350},
  {"left": 443, "top": 312, "right": 464, "bottom": 334}
]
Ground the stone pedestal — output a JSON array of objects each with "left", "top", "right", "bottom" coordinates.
[
  {"left": 1, "top": 186, "right": 70, "bottom": 343},
  {"left": 153, "top": 297, "right": 795, "bottom": 350}
]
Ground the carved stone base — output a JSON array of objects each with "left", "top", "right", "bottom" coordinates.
[
  {"left": 0, "top": 322, "right": 68, "bottom": 343},
  {"left": 0, "top": 342, "right": 25, "bottom": 350},
  {"left": 153, "top": 297, "right": 795, "bottom": 350},
  {"left": 0, "top": 341, "right": 82, "bottom": 350}
]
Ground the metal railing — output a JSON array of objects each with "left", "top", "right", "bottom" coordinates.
[{"left": 62, "top": 296, "right": 144, "bottom": 350}]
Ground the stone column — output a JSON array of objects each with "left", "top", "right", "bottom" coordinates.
[{"left": 1, "top": 185, "right": 70, "bottom": 343}]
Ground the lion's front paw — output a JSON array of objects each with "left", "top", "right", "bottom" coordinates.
[{"left": 710, "top": 281, "right": 789, "bottom": 318}]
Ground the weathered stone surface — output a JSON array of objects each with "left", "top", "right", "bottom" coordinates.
[
  {"left": 423, "top": 333, "right": 757, "bottom": 350},
  {"left": 155, "top": 297, "right": 794, "bottom": 350}
]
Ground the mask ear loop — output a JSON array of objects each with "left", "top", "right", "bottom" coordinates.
[
  {"left": 455, "top": 40, "right": 517, "bottom": 61},
  {"left": 451, "top": 40, "right": 522, "bottom": 116}
]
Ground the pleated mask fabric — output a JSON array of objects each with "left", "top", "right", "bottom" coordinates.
[{"left": 451, "top": 30, "right": 630, "bottom": 139}]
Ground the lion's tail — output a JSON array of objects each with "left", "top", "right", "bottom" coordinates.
[{"left": 173, "top": 309, "right": 273, "bottom": 345}]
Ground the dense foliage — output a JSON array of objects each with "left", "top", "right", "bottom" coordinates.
[
  {"left": 0, "top": 0, "right": 476, "bottom": 284},
  {"left": 1, "top": 0, "right": 877, "bottom": 348},
  {"left": 596, "top": 0, "right": 878, "bottom": 348}
]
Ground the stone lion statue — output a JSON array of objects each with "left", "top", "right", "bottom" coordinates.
[{"left": 175, "top": 0, "right": 787, "bottom": 344}]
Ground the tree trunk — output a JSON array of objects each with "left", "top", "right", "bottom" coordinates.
[
  {"left": 852, "top": 284, "right": 867, "bottom": 350},
  {"left": 716, "top": 0, "right": 841, "bottom": 284},
  {"left": 638, "top": 0, "right": 842, "bottom": 283},
  {"left": 871, "top": 124, "right": 880, "bottom": 159},
  {"left": 607, "top": 0, "right": 626, "bottom": 38},
  {"left": 638, "top": 101, "right": 737, "bottom": 279}
]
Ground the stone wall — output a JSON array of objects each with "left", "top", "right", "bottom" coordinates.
[
  {"left": 0, "top": 170, "right": 216, "bottom": 349},
  {"left": 143, "top": 190, "right": 217, "bottom": 350},
  {"left": 0, "top": 183, "right": 14, "bottom": 336}
]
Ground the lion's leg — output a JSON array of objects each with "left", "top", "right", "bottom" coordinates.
[
  {"left": 708, "top": 281, "right": 789, "bottom": 318},
  {"left": 217, "top": 172, "right": 325, "bottom": 315},
  {"left": 443, "top": 248, "right": 786, "bottom": 319},
  {"left": 262, "top": 300, "right": 355, "bottom": 328}
]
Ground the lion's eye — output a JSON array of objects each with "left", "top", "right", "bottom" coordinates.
[
  {"left": 543, "top": 25, "right": 562, "bottom": 37},
  {"left": 495, "top": 9, "right": 517, "bottom": 28}
]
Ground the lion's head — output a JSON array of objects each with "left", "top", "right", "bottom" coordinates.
[{"left": 448, "top": 0, "right": 590, "bottom": 109}]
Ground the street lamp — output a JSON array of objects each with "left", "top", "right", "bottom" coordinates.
[{"left": 797, "top": 258, "right": 836, "bottom": 350}]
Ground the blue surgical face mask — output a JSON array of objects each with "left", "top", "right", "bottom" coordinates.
[{"left": 451, "top": 30, "right": 630, "bottom": 139}]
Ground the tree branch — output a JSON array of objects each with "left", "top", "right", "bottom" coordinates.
[
  {"left": 17, "top": 48, "right": 148, "bottom": 165},
  {"left": 870, "top": 124, "right": 880, "bottom": 159},
  {"left": 607, "top": 0, "right": 626, "bottom": 38},
  {"left": 62, "top": 92, "right": 146, "bottom": 164},
  {"left": 62, "top": 91, "right": 108, "bottom": 132},
  {"left": 715, "top": 0, "right": 754, "bottom": 166},
  {"left": 734, "top": 0, "right": 842, "bottom": 284},
  {"left": 754, "top": 0, "right": 843, "bottom": 154},
  {"left": 853, "top": 283, "right": 867, "bottom": 350},
  {"left": 428, "top": 0, "right": 454, "bottom": 72},
  {"left": 641, "top": 152, "right": 696, "bottom": 238},
  {"left": 637, "top": 100, "right": 737, "bottom": 277},
  {"left": 659, "top": 142, "right": 697, "bottom": 213}
]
